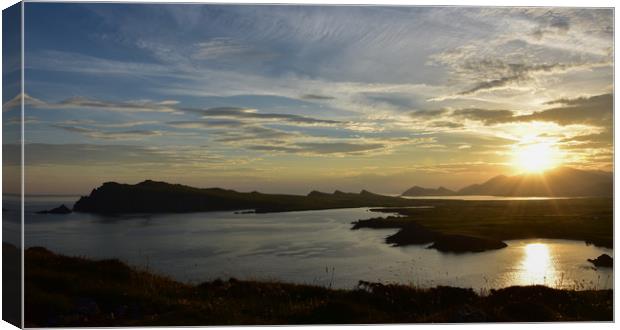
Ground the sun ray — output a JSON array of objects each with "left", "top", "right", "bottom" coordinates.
[{"left": 511, "top": 142, "right": 562, "bottom": 173}]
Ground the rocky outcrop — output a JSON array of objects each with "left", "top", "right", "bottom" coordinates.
[
  {"left": 36, "top": 204, "right": 72, "bottom": 214},
  {"left": 588, "top": 254, "right": 613, "bottom": 268}
]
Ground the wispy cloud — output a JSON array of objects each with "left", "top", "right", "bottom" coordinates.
[
  {"left": 56, "top": 97, "right": 180, "bottom": 113},
  {"left": 6, "top": 93, "right": 181, "bottom": 113},
  {"left": 247, "top": 141, "right": 385, "bottom": 156},
  {"left": 3, "top": 93, "right": 47, "bottom": 112},
  {"left": 512, "top": 93, "right": 612, "bottom": 127},
  {"left": 59, "top": 119, "right": 160, "bottom": 128},
  {"left": 196, "top": 107, "right": 343, "bottom": 126},
  {"left": 8, "top": 143, "right": 227, "bottom": 167},
  {"left": 452, "top": 108, "right": 515, "bottom": 124},
  {"left": 192, "top": 37, "right": 276, "bottom": 61},
  {"left": 455, "top": 61, "right": 609, "bottom": 97},
  {"left": 51, "top": 124, "right": 164, "bottom": 140}
]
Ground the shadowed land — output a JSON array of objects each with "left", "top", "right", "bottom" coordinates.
[
  {"left": 353, "top": 198, "right": 612, "bottom": 252},
  {"left": 19, "top": 245, "right": 612, "bottom": 326},
  {"left": 49, "top": 179, "right": 614, "bottom": 253},
  {"left": 72, "top": 180, "right": 433, "bottom": 214},
  {"left": 2, "top": 243, "right": 21, "bottom": 327},
  {"left": 402, "top": 167, "right": 612, "bottom": 197}
]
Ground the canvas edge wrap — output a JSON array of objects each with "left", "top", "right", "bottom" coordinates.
[{"left": 2, "top": 1, "right": 24, "bottom": 328}]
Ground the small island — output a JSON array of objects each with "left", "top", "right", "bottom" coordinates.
[
  {"left": 36, "top": 204, "right": 72, "bottom": 214},
  {"left": 588, "top": 254, "right": 613, "bottom": 268}
]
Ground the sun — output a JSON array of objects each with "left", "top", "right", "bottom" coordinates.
[{"left": 512, "top": 142, "right": 561, "bottom": 173}]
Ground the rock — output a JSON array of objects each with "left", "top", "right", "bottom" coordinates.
[
  {"left": 588, "top": 254, "right": 613, "bottom": 267},
  {"left": 37, "top": 204, "right": 72, "bottom": 214},
  {"left": 386, "top": 223, "right": 437, "bottom": 246},
  {"left": 428, "top": 234, "right": 507, "bottom": 253}
]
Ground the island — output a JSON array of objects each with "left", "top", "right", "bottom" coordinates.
[{"left": 588, "top": 254, "right": 613, "bottom": 268}]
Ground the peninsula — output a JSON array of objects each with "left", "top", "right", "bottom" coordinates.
[{"left": 72, "top": 180, "right": 428, "bottom": 214}]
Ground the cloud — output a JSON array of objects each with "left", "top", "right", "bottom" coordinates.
[
  {"left": 3, "top": 93, "right": 47, "bottom": 112},
  {"left": 296, "top": 142, "right": 385, "bottom": 154},
  {"left": 562, "top": 130, "right": 611, "bottom": 144},
  {"left": 244, "top": 135, "right": 426, "bottom": 157},
  {"left": 247, "top": 141, "right": 385, "bottom": 156},
  {"left": 6, "top": 143, "right": 225, "bottom": 167},
  {"left": 51, "top": 124, "right": 163, "bottom": 140},
  {"left": 56, "top": 97, "right": 179, "bottom": 113},
  {"left": 427, "top": 8, "right": 612, "bottom": 102},
  {"left": 27, "top": 50, "right": 178, "bottom": 78},
  {"left": 192, "top": 37, "right": 276, "bottom": 61},
  {"left": 513, "top": 93, "right": 612, "bottom": 126},
  {"left": 167, "top": 119, "right": 246, "bottom": 129},
  {"left": 429, "top": 121, "right": 464, "bottom": 129},
  {"left": 445, "top": 93, "right": 612, "bottom": 128},
  {"left": 5, "top": 93, "right": 181, "bottom": 113},
  {"left": 456, "top": 62, "right": 602, "bottom": 96},
  {"left": 59, "top": 119, "right": 159, "bottom": 128},
  {"left": 300, "top": 94, "right": 335, "bottom": 100},
  {"left": 15, "top": 92, "right": 346, "bottom": 128},
  {"left": 452, "top": 108, "right": 515, "bottom": 124},
  {"left": 531, "top": 15, "right": 571, "bottom": 39},
  {"left": 4, "top": 116, "right": 40, "bottom": 125},
  {"left": 214, "top": 125, "right": 299, "bottom": 143},
  {"left": 409, "top": 109, "right": 449, "bottom": 118},
  {"left": 194, "top": 106, "right": 344, "bottom": 126}
]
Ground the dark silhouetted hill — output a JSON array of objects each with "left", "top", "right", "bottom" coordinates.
[
  {"left": 402, "top": 186, "right": 455, "bottom": 196},
  {"left": 403, "top": 167, "right": 612, "bottom": 197},
  {"left": 73, "top": 180, "right": 425, "bottom": 214}
]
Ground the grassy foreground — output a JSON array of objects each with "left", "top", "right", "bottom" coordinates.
[{"left": 20, "top": 245, "right": 612, "bottom": 326}]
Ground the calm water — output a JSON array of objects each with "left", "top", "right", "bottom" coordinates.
[{"left": 17, "top": 196, "right": 613, "bottom": 291}]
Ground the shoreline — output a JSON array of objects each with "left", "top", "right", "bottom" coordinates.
[
  {"left": 17, "top": 244, "right": 613, "bottom": 326},
  {"left": 353, "top": 198, "right": 613, "bottom": 251}
]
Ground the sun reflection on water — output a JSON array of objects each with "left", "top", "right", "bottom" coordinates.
[{"left": 519, "top": 243, "right": 557, "bottom": 286}]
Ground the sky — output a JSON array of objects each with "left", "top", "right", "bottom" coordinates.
[{"left": 2, "top": 4, "right": 614, "bottom": 195}]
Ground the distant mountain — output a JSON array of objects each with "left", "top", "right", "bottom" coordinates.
[
  {"left": 403, "top": 167, "right": 612, "bottom": 197},
  {"left": 73, "top": 180, "right": 426, "bottom": 214},
  {"left": 402, "top": 186, "right": 456, "bottom": 196}
]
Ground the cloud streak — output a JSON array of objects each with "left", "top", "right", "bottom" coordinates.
[
  {"left": 196, "top": 107, "right": 344, "bottom": 126},
  {"left": 51, "top": 124, "right": 163, "bottom": 140}
]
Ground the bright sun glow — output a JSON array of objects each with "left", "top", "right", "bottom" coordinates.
[{"left": 512, "top": 142, "right": 562, "bottom": 173}]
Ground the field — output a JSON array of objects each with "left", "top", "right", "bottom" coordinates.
[{"left": 354, "top": 198, "right": 613, "bottom": 250}]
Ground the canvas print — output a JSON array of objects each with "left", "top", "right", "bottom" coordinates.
[{"left": 2, "top": 2, "right": 614, "bottom": 327}]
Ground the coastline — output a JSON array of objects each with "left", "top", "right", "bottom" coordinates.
[
  {"left": 354, "top": 198, "right": 613, "bottom": 251},
  {"left": 19, "top": 244, "right": 613, "bottom": 326}
]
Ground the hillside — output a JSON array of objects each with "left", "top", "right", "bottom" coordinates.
[
  {"left": 73, "top": 180, "right": 425, "bottom": 214},
  {"left": 402, "top": 186, "right": 455, "bottom": 196},
  {"left": 403, "top": 167, "right": 612, "bottom": 197}
]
